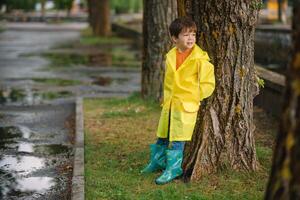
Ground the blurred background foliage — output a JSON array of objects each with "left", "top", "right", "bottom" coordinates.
[
  {"left": 0, "top": 0, "right": 143, "bottom": 13},
  {"left": 110, "top": 0, "right": 142, "bottom": 14}
]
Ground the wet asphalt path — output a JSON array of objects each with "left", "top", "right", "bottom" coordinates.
[
  {"left": 0, "top": 22, "right": 140, "bottom": 199},
  {"left": 0, "top": 23, "right": 83, "bottom": 199}
]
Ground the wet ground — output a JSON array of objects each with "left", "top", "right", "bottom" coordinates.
[
  {"left": 0, "top": 23, "right": 140, "bottom": 106},
  {"left": 0, "top": 22, "right": 141, "bottom": 199},
  {"left": 0, "top": 103, "right": 74, "bottom": 199}
]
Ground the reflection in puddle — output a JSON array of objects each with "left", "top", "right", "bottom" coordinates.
[
  {"left": 0, "top": 155, "right": 44, "bottom": 175},
  {"left": 34, "top": 144, "right": 71, "bottom": 155},
  {"left": 0, "top": 126, "right": 32, "bottom": 140},
  {"left": 17, "top": 177, "right": 54, "bottom": 192},
  {"left": 0, "top": 88, "right": 25, "bottom": 105},
  {"left": 18, "top": 142, "right": 34, "bottom": 153},
  {"left": 0, "top": 176, "right": 55, "bottom": 198},
  {"left": 19, "top": 126, "right": 32, "bottom": 139},
  {"left": 0, "top": 126, "right": 23, "bottom": 140}
]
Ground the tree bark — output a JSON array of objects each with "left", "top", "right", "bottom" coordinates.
[
  {"left": 40, "top": 0, "right": 46, "bottom": 19},
  {"left": 141, "top": 0, "right": 177, "bottom": 101},
  {"left": 179, "top": 0, "right": 260, "bottom": 181},
  {"left": 278, "top": 0, "right": 283, "bottom": 22},
  {"left": 87, "top": 0, "right": 111, "bottom": 37},
  {"left": 265, "top": 1, "right": 300, "bottom": 199},
  {"left": 177, "top": 0, "right": 193, "bottom": 17}
]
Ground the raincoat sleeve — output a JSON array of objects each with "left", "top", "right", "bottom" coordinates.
[{"left": 198, "top": 60, "right": 215, "bottom": 101}]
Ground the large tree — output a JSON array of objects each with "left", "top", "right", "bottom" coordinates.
[
  {"left": 177, "top": 0, "right": 261, "bottom": 181},
  {"left": 265, "top": 1, "right": 300, "bottom": 199},
  {"left": 141, "top": 0, "right": 177, "bottom": 101},
  {"left": 87, "top": 0, "right": 111, "bottom": 36}
]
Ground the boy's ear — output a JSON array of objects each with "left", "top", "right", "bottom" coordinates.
[{"left": 171, "top": 36, "right": 177, "bottom": 44}]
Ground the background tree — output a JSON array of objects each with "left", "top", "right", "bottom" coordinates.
[
  {"left": 3, "top": 0, "right": 37, "bottom": 12},
  {"left": 87, "top": 0, "right": 111, "bottom": 36},
  {"left": 111, "top": 0, "right": 142, "bottom": 14},
  {"left": 265, "top": 1, "right": 300, "bottom": 199},
  {"left": 53, "top": 0, "right": 74, "bottom": 17},
  {"left": 177, "top": 0, "right": 261, "bottom": 181},
  {"left": 141, "top": 0, "right": 177, "bottom": 101},
  {"left": 39, "top": 0, "right": 46, "bottom": 19}
]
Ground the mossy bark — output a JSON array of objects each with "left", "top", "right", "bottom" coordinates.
[
  {"left": 177, "top": 0, "right": 261, "bottom": 181},
  {"left": 265, "top": 1, "right": 300, "bottom": 199}
]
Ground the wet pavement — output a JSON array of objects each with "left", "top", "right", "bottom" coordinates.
[
  {"left": 0, "top": 22, "right": 141, "bottom": 199},
  {"left": 0, "top": 103, "right": 75, "bottom": 199},
  {"left": 0, "top": 23, "right": 140, "bottom": 105}
]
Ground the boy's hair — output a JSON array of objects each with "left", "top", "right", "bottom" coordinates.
[{"left": 169, "top": 17, "right": 197, "bottom": 38}]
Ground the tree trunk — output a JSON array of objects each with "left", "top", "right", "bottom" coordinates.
[
  {"left": 177, "top": 0, "right": 193, "bottom": 17},
  {"left": 179, "top": 0, "right": 260, "bottom": 181},
  {"left": 278, "top": 0, "right": 283, "bottom": 22},
  {"left": 41, "top": 0, "right": 46, "bottom": 19},
  {"left": 88, "top": 0, "right": 111, "bottom": 37},
  {"left": 265, "top": 1, "right": 300, "bottom": 199},
  {"left": 141, "top": 0, "right": 177, "bottom": 101}
]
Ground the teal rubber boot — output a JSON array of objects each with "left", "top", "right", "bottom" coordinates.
[
  {"left": 155, "top": 149, "right": 183, "bottom": 185},
  {"left": 140, "top": 144, "right": 167, "bottom": 174}
]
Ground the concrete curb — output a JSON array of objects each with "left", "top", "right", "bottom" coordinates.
[{"left": 72, "top": 97, "right": 85, "bottom": 200}]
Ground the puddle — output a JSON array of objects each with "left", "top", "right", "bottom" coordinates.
[
  {"left": 0, "top": 142, "right": 34, "bottom": 153},
  {"left": 16, "top": 177, "right": 55, "bottom": 192},
  {"left": 0, "top": 155, "right": 45, "bottom": 175},
  {"left": 0, "top": 126, "right": 32, "bottom": 140},
  {"left": 18, "top": 142, "right": 34, "bottom": 153},
  {"left": 34, "top": 144, "right": 71, "bottom": 155},
  {"left": 0, "top": 87, "right": 74, "bottom": 105},
  {"left": 0, "top": 126, "right": 23, "bottom": 140},
  {"left": 19, "top": 126, "right": 32, "bottom": 139},
  {"left": 0, "top": 88, "right": 25, "bottom": 104},
  {"left": 0, "top": 176, "right": 55, "bottom": 198}
]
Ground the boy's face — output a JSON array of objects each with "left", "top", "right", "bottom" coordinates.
[{"left": 172, "top": 28, "right": 196, "bottom": 52}]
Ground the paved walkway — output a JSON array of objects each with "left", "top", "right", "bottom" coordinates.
[{"left": 0, "top": 22, "right": 140, "bottom": 199}]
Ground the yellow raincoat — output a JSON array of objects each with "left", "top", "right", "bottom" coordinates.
[{"left": 156, "top": 44, "right": 215, "bottom": 141}]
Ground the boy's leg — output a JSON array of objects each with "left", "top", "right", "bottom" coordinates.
[
  {"left": 156, "top": 137, "right": 169, "bottom": 146},
  {"left": 155, "top": 141, "right": 185, "bottom": 184},
  {"left": 140, "top": 138, "right": 169, "bottom": 174},
  {"left": 170, "top": 141, "right": 185, "bottom": 150}
]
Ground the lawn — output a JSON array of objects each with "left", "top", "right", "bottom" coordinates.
[{"left": 84, "top": 93, "right": 275, "bottom": 200}]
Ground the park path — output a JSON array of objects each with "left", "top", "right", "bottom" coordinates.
[{"left": 0, "top": 22, "right": 140, "bottom": 199}]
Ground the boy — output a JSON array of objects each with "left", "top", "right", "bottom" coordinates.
[{"left": 141, "top": 17, "right": 215, "bottom": 184}]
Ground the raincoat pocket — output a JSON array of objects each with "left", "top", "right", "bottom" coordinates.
[
  {"left": 181, "top": 102, "right": 200, "bottom": 113},
  {"left": 179, "top": 102, "right": 199, "bottom": 126}
]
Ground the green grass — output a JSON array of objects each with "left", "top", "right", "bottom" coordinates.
[
  {"left": 32, "top": 78, "right": 82, "bottom": 86},
  {"left": 42, "top": 52, "right": 89, "bottom": 68},
  {"left": 40, "top": 91, "right": 73, "bottom": 100},
  {"left": 84, "top": 93, "right": 274, "bottom": 200},
  {"left": 80, "top": 28, "right": 130, "bottom": 46},
  {"left": 111, "top": 47, "right": 140, "bottom": 68}
]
